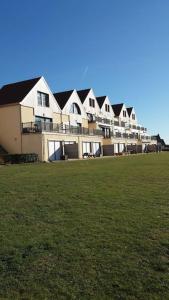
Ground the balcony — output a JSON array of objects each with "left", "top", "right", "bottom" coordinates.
[
  {"left": 114, "top": 121, "right": 120, "bottom": 126},
  {"left": 141, "top": 135, "right": 151, "bottom": 141},
  {"left": 95, "top": 116, "right": 111, "bottom": 125},
  {"left": 151, "top": 136, "right": 157, "bottom": 141},
  {"left": 87, "top": 114, "right": 111, "bottom": 125},
  {"left": 121, "top": 121, "right": 126, "bottom": 127},
  {"left": 22, "top": 122, "right": 104, "bottom": 137},
  {"left": 115, "top": 132, "right": 122, "bottom": 138},
  {"left": 113, "top": 132, "right": 139, "bottom": 140}
]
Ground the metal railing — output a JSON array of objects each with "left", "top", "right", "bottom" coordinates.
[
  {"left": 95, "top": 116, "right": 111, "bottom": 125},
  {"left": 22, "top": 122, "right": 155, "bottom": 141},
  {"left": 121, "top": 121, "right": 126, "bottom": 127},
  {"left": 22, "top": 122, "right": 104, "bottom": 137},
  {"left": 114, "top": 121, "right": 120, "bottom": 126},
  {"left": 87, "top": 114, "right": 111, "bottom": 125}
]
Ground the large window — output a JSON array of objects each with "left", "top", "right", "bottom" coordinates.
[
  {"left": 105, "top": 104, "right": 110, "bottom": 112},
  {"left": 37, "top": 91, "right": 49, "bottom": 107},
  {"left": 70, "top": 103, "right": 81, "bottom": 114},
  {"left": 89, "top": 98, "right": 95, "bottom": 107}
]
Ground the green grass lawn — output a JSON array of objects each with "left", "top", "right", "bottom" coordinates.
[{"left": 0, "top": 153, "right": 169, "bottom": 300}]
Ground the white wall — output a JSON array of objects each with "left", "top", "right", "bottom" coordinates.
[
  {"left": 83, "top": 89, "right": 101, "bottom": 116},
  {"left": 98, "top": 96, "right": 114, "bottom": 121},
  {"left": 128, "top": 108, "right": 138, "bottom": 125},
  {"left": 118, "top": 104, "right": 130, "bottom": 123}
]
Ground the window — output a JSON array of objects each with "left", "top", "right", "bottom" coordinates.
[
  {"left": 132, "top": 114, "right": 135, "bottom": 120},
  {"left": 70, "top": 103, "right": 81, "bottom": 114},
  {"left": 123, "top": 110, "right": 127, "bottom": 117},
  {"left": 89, "top": 98, "right": 95, "bottom": 107},
  {"left": 105, "top": 104, "right": 110, "bottom": 112},
  {"left": 37, "top": 91, "right": 49, "bottom": 107}
]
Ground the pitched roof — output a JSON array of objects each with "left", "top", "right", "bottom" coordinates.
[
  {"left": 0, "top": 77, "right": 41, "bottom": 106},
  {"left": 77, "top": 89, "right": 91, "bottom": 103},
  {"left": 111, "top": 103, "right": 124, "bottom": 116},
  {"left": 127, "top": 107, "right": 133, "bottom": 117},
  {"left": 53, "top": 90, "right": 74, "bottom": 109},
  {"left": 96, "top": 96, "right": 106, "bottom": 108}
]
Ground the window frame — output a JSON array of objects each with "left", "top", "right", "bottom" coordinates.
[
  {"left": 123, "top": 110, "right": 127, "bottom": 117},
  {"left": 89, "top": 98, "right": 95, "bottom": 108},
  {"left": 37, "top": 91, "right": 49, "bottom": 107}
]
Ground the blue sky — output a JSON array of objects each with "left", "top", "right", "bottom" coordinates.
[{"left": 0, "top": 0, "right": 169, "bottom": 142}]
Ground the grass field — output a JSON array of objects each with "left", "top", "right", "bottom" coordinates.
[{"left": 0, "top": 153, "right": 169, "bottom": 299}]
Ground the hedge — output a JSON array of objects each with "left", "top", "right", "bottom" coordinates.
[{"left": 0, "top": 153, "right": 38, "bottom": 164}]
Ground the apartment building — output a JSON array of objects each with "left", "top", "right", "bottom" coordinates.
[{"left": 0, "top": 76, "right": 157, "bottom": 161}]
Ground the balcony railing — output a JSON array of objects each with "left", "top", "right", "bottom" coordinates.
[
  {"left": 151, "top": 136, "right": 157, "bottom": 141},
  {"left": 121, "top": 121, "right": 126, "bottom": 127},
  {"left": 95, "top": 116, "right": 111, "bottom": 125},
  {"left": 22, "top": 122, "right": 154, "bottom": 142},
  {"left": 22, "top": 122, "right": 104, "bottom": 137},
  {"left": 114, "top": 121, "right": 120, "bottom": 126},
  {"left": 140, "top": 135, "right": 151, "bottom": 141},
  {"left": 113, "top": 132, "right": 140, "bottom": 140},
  {"left": 87, "top": 114, "right": 111, "bottom": 125}
]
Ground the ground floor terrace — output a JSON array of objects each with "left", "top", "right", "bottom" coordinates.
[
  {"left": 21, "top": 131, "right": 157, "bottom": 162},
  {"left": 21, "top": 122, "right": 157, "bottom": 161}
]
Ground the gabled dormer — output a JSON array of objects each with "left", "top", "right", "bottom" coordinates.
[
  {"left": 127, "top": 107, "right": 137, "bottom": 125},
  {"left": 53, "top": 89, "right": 88, "bottom": 127},
  {"left": 77, "top": 88, "right": 100, "bottom": 117},
  {"left": 112, "top": 103, "right": 129, "bottom": 121},
  {"left": 96, "top": 96, "right": 114, "bottom": 120}
]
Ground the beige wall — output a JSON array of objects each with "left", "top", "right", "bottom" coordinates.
[
  {"left": 88, "top": 122, "right": 97, "bottom": 130},
  {"left": 102, "top": 138, "right": 112, "bottom": 145},
  {"left": 53, "top": 112, "right": 61, "bottom": 123},
  {"left": 22, "top": 134, "right": 43, "bottom": 160},
  {"left": 82, "top": 118, "right": 88, "bottom": 128},
  {"left": 0, "top": 104, "right": 22, "bottom": 153},
  {"left": 21, "top": 105, "right": 34, "bottom": 123},
  {"left": 61, "top": 114, "right": 69, "bottom": 123}
]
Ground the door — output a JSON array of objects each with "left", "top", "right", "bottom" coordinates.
[
  {"left": 48, "top": 141, "right": 61, "bottom": 161},
  {"left": 119, "top": 143, "right": 125, "bottom": 153},
  {"left": 83, "top": 142, "right": 91, "bottom": 154},
  {"left": 92, "top": 142, "right": 100, "bottom": 156}
]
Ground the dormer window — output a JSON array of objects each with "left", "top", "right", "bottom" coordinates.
[
  {"left": 89, "top": 98, "right": 95, "bottom": 107},
  {"left": 70, "top": 103, "right": 81, "bottom": 114},
  {"left": 105, "top": 104, "right": 110, "bottom": 112},
  {"left": 132, "top": 114, "right": 135, "bottom": 120},
  {"left": 37, "top": 91, "right": 49, "bottom": 107},
  {"left": 123, "top": 110, "right": 127, "bottom": 117}
]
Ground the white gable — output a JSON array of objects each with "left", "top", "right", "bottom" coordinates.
[
  {"left": 119, "top": 103, "right": 129, "bottom": 121},
  {"left": 62, "top": 90, "right": 88, "bottom": 126},
  {"left": 99, "top": 96, "right": 114, "bottom": 120},
  {"left": 83, "top": 89, "right": 100, "bottom": 116},
  {"left": 128, "top": 107, "right": 138, "bottom": 125},
  {"left": 62, "top": 90, "right": 87, "bottom": 118},
  {"left": 21, "top": 77, "right": 61, "bottom": 119}
]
